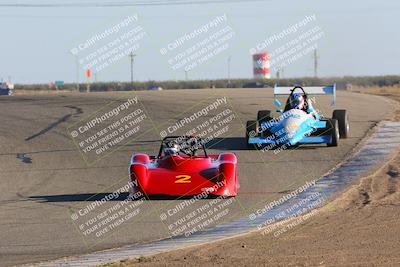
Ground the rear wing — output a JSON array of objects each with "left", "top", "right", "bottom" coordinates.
[{"left": 274, "top": 84, "right": 336, "bottom": 106}]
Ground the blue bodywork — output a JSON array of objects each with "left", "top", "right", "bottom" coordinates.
[
  {"left": 248, "top": 110, "right": 332, "bottom": 147},
  {"left": 248, "top": 84, "right": 337, "bottom": 147}
]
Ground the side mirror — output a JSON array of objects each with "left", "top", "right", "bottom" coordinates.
[
  {"left": 276, "top": 109, "right": 283, "bottom": 113},
  {"left": 274, "top": 99, "right": 282, "bottom": 108}
]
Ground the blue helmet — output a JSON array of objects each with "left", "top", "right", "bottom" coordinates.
[{"left": 290, "top": 93, "right": 305, "bottom": 110}]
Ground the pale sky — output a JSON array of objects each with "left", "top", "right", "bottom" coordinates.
[{"left": 0, "top": 0, "right": 399, "bottom": 84}]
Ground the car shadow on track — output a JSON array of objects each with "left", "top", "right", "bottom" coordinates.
[
  {"left": 28, "top": 193, "right": 130, "bottom": 202},
  {"left": 206, "top": 137, "right": 248, "bottom": 150},
  {"left": 28, "top": 193, "right": 223, "bottom": 202},
  {"left": 206, "top": 137, "right": 318, "bottom": 151}
]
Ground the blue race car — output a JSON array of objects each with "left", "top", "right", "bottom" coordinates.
[{"left": 246, "top": 85, "right": 349, "bottom": 149}]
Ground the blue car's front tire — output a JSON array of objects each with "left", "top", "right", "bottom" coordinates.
[
  {"left": 246, "top": 120, "right": 258, "bottom": 149},
  {"left": 333, "top": 109, "right": 349, "bottom": 138},
  {"left": 327, "top": 119, "right": 339, "bottom": 147}
]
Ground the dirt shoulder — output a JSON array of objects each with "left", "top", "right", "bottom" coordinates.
[{"left": 101, "top": 88, "right": 400, "bottom": 267}]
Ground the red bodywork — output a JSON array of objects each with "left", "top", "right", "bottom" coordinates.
[{"left": 130, "top": 153, "right": 239, "bottom": 197}]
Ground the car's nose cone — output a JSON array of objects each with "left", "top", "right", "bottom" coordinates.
[{"left": 282, "top": 110, "right": 308, "bottom": 138}]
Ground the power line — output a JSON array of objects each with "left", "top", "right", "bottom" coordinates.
[
  {"left": 0, "top": 13, "right": 263, "bottom": 19},
  {"left": 0, "top": 0, "right": 271, "bottom": 8}
]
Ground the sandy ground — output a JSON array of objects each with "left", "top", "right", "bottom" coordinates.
[{"left": 99, "top": 88, "right": 400, "bottom": 267}]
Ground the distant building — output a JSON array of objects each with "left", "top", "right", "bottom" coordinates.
[
  {"left": 148, "top": 86, "right": 163, "bottom": 91},
  {"left": 0, "top": 82, "right": 14, "bottom": 90},
  {"left": 0, "top": 82, "right": 14, "bottom": 95}
]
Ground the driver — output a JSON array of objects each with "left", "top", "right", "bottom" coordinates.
[
  {"left": 164, "top": 142, "right": 180, "bottom": 156},
  {"left": 289, "top": 93, "right": 316, "bottom": 114}
]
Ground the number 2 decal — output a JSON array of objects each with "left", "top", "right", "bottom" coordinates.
[{"left": 175, "top": 175, "right": 191, "bottom": 184}]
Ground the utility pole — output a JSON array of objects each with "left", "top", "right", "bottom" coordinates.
[
  {"left": 185, "top": 70, "right": 188, "bottom": 81},
  {"left": 313, "top": 48, "right": 319, "bottom": 78},
  {"left": 227, "top": 56, "right": 231, "bottom": 86},
  {"left": 75, "top": 56, "right": 80, "bottom": 92},
  {"left": 85, "top": 69, "right": 91, "bottom": 93},
  {"left": 129, "top": 52, "right": 136, "bottom": 84}
]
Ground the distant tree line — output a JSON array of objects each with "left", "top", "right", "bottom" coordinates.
[{"left": 15, "top": 75, "right": 400, "bottom": 91}]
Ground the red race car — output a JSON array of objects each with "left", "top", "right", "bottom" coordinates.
[{"left": 129, "top": 136, "right": 239, "bottom": 197}]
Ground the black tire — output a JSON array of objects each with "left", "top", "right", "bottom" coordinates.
[
  {"left": 257, "top": 110, "right": 272, "bottom": 125},
  {"left": 332, "top": 109, "right": 349, "bottom": 138},
  {"left": 327, "top": 119, "right": 339, "bottom": 147},
  {"left": 246, "top": 120, "right": 258, "bottom": 149},
  {"left": 257, "top": 110, "right": 272, "bottom": 137}
]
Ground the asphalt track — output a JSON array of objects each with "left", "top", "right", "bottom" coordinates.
[{"left": 0, "top": 89, "right": 395, "bottom": 267}]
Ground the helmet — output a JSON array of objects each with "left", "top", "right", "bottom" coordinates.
[
  {"left": 290, "top": 93, "right": 305, "bottom": 110},
  {"left": 164, "top": 142, "right": 179, "bottom": 156}
]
